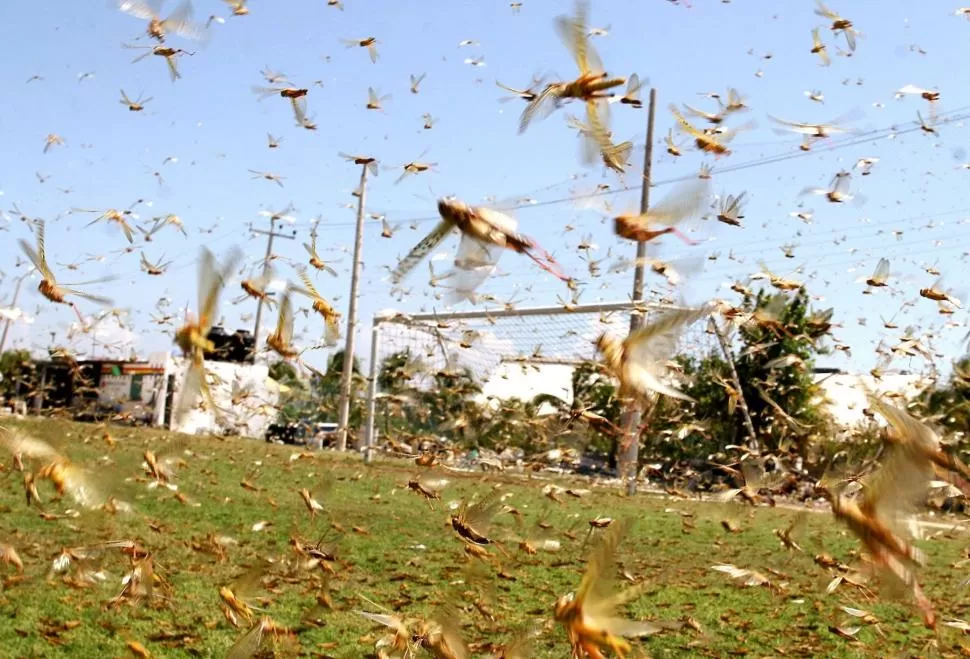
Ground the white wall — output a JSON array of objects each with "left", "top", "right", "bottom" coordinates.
[{"left": 161, "top": 353, "right": 281, "bottom": 439}]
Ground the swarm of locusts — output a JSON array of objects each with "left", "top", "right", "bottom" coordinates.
[{"left": 6, "top": 0, "right": 970, "bottom": 655}]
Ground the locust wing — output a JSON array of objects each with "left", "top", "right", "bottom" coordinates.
[
  {"left": 391, "top": 220, "right": 454, "bottom": 284},
  {"left": 622, "top": 306, "right": 709, "bottom": 401}
]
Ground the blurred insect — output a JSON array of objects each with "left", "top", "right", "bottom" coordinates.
[
  {"left": 117, "top": 0, "right": 205, "bottom": 42},
  {"left": 223, "top": 0, "right": 249, "bottom": 16},
  {"left": 669, "top": 105, "right": 751, "bottom": 157},
  {"left": 896, "top": 83, "right": 940, "bottom": 105},
  {"left": 233, "top": 268, "right": 277, "bottom": 309},
  {"left": 566, "top": 101, "right": 632, "bottom": 175},
  {"left": 596, "top": 305, "right": 710, "bottom": 403},
  {"left": 366, "top": 86, "right": 391, "bottom": 111},
  {"left": 815, "top": 0, "right": 858, "bottom": 52},
  {"left": 172, "top": 246, "right": 242, "bottom": 425},
  {"left": 519, "top": 1, "right": 625, "bottom": 133},
  {"left": 291, "top": 267, "right": 341, "bottom": 347},
  {"left": 752, "top": 261, "right": 801, "bottom": 291},
  {"left": 664, "top": 128, "right": 683, "bottom": 157},
  {"left": 861, "top": 258, "right": 890, "bottom": 293},
  {"left": 800, "top": 170, "right": 855, "bottom": 203},
  {"left": 496, "top": 78, "right": 543, "bottom": 103},
  {"left": 393, "top": 155, "right": 437, "bottom": 185},
  {"left": 407, "top": 474, "right": 449, "bottom": 508},
  {"left": 43, "top": 134, "right": 65, "bottom": 153},
  {"left": 266, "top": 291, "right": 298, "bottom": 360},
  {"left": 920, "top": 277, "right": 961, "bottom": 308},
  {"left": 613, "top": 177, "right": 710, "bottom": 245},
  {"left": 410, "top": 72, "right": 426, "bottom": 94},
  {"left": 219, "top": 564, "right": 267, "bottom": 628},
  {"left": 75, "top": 207, "right": 137, "bottom": 243},
  {"left": 342, "top": 36, "right": 379, "bottom": 63},
  {"left": 854, "top": 157, "right": 878, "bottom": 175},
  {"left": 150, "top": 213, "right": 188, "bottom": 237},
  {"left": 681, "top": 99, "right": 726, "bottom": 125},
  {"left": 18, "top": 219, "right": 113, "bottom": 323},
  {"left": 266, "top": 133, "right": 281, "bottom": 149},
  {"left": 355, "top": 599, "right": 421, "bottom": 658},
  {"left": 768, "top": 109, "right": 860, "bottom": 138},
  {"left": 810, "top": 27, "right": 830, "bottom": 66},
  {"left": 716, "top": 191, "right": 747, "bottom": 227},
  {"left": 554, "top": 519, "right": 661, "bottom": 658},
  {"left": 303, "top": 234, "right": 338, "bottom": 276},
  {"left": 606, "top": 73, "right": 643, "bottom": 108},
  {"left": 252, "top": 84, "right": 309, "bottom": 125},
  {"left": 917, "top": 111, "right": 937, "bottom": 135},
  {"left": 126, "top": 44, "right": 194, "bottom": 81},
  {"left": 338, "top": 152, "right": 380, "bottom": 176},
  {"left": 819, "top": 398, "right": 937, "bottom": 628},
  {"left": 422, "top": 113, "right": 437, "bottom": 130},
  {"left": 414, "top": 607, "right": 469, "bottom": 659},
  {"left": 391, "top": 198, "right": 570, "bottom": 291},
  {"left": 451, "top": 487, "right": 505, "bottom": 548},
  {"left": 140, "top": 253, "right": 172, "bottom": 276},
  {"left": 248, "top": 169, "right": 285, "bottom": 187},
  {"left": 227, "top": 617, "right": 296, "bottom": 658},
  {"left": 119, "top": 89, "right": 153, "bottom": 111}
]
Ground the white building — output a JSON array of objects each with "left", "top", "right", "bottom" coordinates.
[
  {"left": 813, "top": 370, "right": 924, "bottom": 429},
  {"left": 158, "top": 352, "right": 282, "bottom": 438}
]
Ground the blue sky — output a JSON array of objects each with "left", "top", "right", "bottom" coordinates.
[{"left": 1, "top": 0, "right": 968, "bottom": 377}]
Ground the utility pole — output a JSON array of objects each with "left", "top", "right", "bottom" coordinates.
[
  {"left": 0, "top": 272, "right": 30, "bottom": 356},
  {"left": 336, "top": 163, "right": 370, "bottom": 452},
  {"left": 619, "top": 87, "right": 657, "bottom": 496},
  {"left": 251, "top": 216, "right": 296, "bottom": 352},
  {"left": 710, "top": 317, "right": 759, "bottom": 452}
]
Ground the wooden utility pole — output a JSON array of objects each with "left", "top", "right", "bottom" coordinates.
[
  {"left": 336, "top": 163, "right": 370, "bottom": 452},
  {"left": 251, "top": 217, "right": 296, "bottom": 351},
  {"left": 710, "top": 317, "right": 760, "bottom": 452},
  {"left": 619, "top": 87, "right": 657, "bottom": 496}
]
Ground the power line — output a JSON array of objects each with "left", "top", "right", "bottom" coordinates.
[{"left": 279, "top": 105, "right": 970, "bottom": 232}]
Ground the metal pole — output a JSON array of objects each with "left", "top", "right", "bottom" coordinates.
[
  {"left": 710, "top": 317, "right": 760, "bottom": 452},
  {"left": 252, "top": 218, "right": 277, "bottom": 351},
  {"left": 619, "top": 87, "right": 657, "bottom": 496},
  {"left": 252, "top": 217, "right": 296, "bottom": 352},
  {"left": 336, "top": 163, "right": 370, "bottom": 452},
  {"left": 0, "top": 273, "right": 29, "bottom": 356},
  {"left": 363, "top": 319, "right": 380, "bottom": 463}
]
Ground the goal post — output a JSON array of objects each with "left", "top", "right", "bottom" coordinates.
[{"left": 361, "top": 300, "right": 718, "bottom": 463}]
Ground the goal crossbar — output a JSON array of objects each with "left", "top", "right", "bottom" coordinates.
[{"left": 361, "top": 299, "right": 701, "bottom": 460}]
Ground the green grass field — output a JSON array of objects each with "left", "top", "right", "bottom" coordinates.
[{"left": 1, "top": 417, "right": 968, "bottom": 658}]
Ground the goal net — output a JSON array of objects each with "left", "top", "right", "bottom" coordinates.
[{"left": 362, "top": 300, "right": 719, "bottom": 453}]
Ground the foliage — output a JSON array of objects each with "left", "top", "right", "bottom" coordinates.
[
  {"left": 644, "top": 352, "right": 737, "bottom": 462},
  {"left": 308, "top": 350, "right": 365, "bottom": 427},
  {"left": 732, "top": 288, "right": 834, "bottom": 455},
  {"left": 0, "top": 349, "right": 33, "bottom": 399},
  {"left": 920, "top": 356, "right": 970, "bottom": 435},
  {"left": 267, "top": 359, "right": 307, "bottom": 423}
]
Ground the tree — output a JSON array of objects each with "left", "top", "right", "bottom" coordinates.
[
  {"left": 0, "top": 349, "right": 33, "bottom": 399},
  {"left": 922, "top": 356, "right": 970, "bottom": 434},
  {"left": 532, "top": 360, "right": 622, "bottom": 464},
  {"left": 308, "top": 350, "right": 365, "bottom": 425},
  {"left": 732, "top": 288, "right": 834, "bottom": 454},
  {"left": 267, "top": 359, "right": 307, "bottom": 423},
  {"left": 643, "top": 352, "right": 736, "bottom": 462}
]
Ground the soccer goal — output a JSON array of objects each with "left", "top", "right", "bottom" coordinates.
[{"left": 361, "top": 300, "right": 719, "bottom": 460}]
